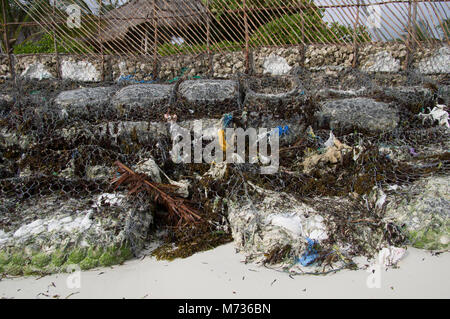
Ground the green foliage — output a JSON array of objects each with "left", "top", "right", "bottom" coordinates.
[
  {"left": 31, "top": 253, "right": 51, "bottom": 268},
  {"left": 51, "top": 249, "right": 67, "bottom": 267},
  {"left": 98, "top": 251, "right": 119, "bottom": 267},
  {"left": 251, "top": 14, "right": 371, "bottom": 45},
  {"left": 13, "top": 33, "right": 93, "bottom": 54},
  {"left": 10, "top": 253, "right": 27, "bottom": 266},
  {"left": 67, "top": 248, "right": 87, "bottom": 264},
  {"left": 79, "top": 257, "right": 99, "bottom": 270},
  {"left": 0, "top": 251, "right": 10, "bottom": 265}
]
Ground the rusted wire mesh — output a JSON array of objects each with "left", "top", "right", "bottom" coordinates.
[{"left": 5, "top": 0, "right": 449, "bottom": 61}]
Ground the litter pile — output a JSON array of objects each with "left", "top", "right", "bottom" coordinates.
[{"left": 0, "top": 71, "right": 449, "bottom": 276}]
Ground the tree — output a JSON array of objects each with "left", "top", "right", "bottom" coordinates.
[
  {"left": 250, "top": 2, "right": 371, "bottom": 45},
  {"left": 0, "top": 0, "right": 34, "bottom": 53}
]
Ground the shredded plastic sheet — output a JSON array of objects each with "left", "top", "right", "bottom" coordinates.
[
  {"left": 263, "top": 54, "right": 292, "bottom": 75},
  {"left": 419, "top": 104, "right": 449, "bottom": 128},
  {"left": 298, "top": 238, "right": 319, "bottom": 266},
  {"left": 377, "top": 246, "right": 406, "bottom": 267}
]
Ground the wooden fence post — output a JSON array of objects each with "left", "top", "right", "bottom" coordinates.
[
  {"left": 98, "top": 0, "right": 105, "bottom": 81},
  {"left": 243, "top": 0, "right": 249, "bottom": 74},
  {"left": 405, "top": 0, "right": 412, "bottom": 71},
  {"left": 52, "top": 4, "right": 61, "bottom": 79},
  {"left": 1, "top": 0, "right": 14, "bottom": 81},
  {"left": 206, "top": 0, "right": 212, "bottom": 76},
  {"left": 352, "top": 0, "right": 360, "bottom": 68},
  {"left": 152, "top": 0, "right": 158, "bottom": 80}
]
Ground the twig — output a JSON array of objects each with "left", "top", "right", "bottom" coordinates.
[{"left": 112, "top": 161, "right": 202, "bottom": 226}]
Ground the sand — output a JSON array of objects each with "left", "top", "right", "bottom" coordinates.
[{"left": 0, "top": 243, "right": 449, "bottom": 299}]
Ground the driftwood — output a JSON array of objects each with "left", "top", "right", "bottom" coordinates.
[{"left": 112, "top": 161, "right": 201, "bottom": 226}]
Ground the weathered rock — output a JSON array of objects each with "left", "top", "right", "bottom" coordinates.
[
  {"left": 61, "top": 59, "right": 102, "bottom": 82},
  {"left": 54, "top": 87, "right": 116, "bottom": 118},
  {"left": 0, "top": 192, "right": 155, "bottom": 274},
  {"left": 111, "top": 84, "right": 173, "bottom": 119},
  {"left": 243, "top": 76, "right": 305, "bottom": 109},
  {"left": 382, "top": 86, "right": 434, "bottom": 107},
  {"left": 418, "top": 46, "right": 450, "bottom": 74},
  {"left": 178, "top": 79, "right": 239, "bottom": 105},
  {"left": 316, "top": 97, "right": 400, "bottom": 133},
  {"left": 20, "top": 63, "right": 54, "bottom": 80},
  {"left": 361, "top": 51, "right": 400, "bottom": 73},
  {"left": 384, "top": 176, "right": 449, "bottom": 250},
  {"left": 315, "top": 87, "right": 369, "bottom": 99},
  {"left": 60, "top": 121, "right": 168, "bottom": 146}
]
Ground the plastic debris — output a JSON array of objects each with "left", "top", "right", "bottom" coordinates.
[
  {"left": 167, "top": 67, "right": 202, "bottom": 83},
  {"left": 375, "top": 190, "right": 387, "bottom": 210},
  {"left": 418, "top": 104, "right": 449, "bottom": 128},
  {"left": 204, "top": 162, "right": 228, "bottom": 180},
  {"left": 218, "top": 129, "right": 228, "bottom": 151},
  {"left": 377, "top": 246, "right": 406, "bottom": 267},
  {"left": 263, "top": 54, "right": 292, "bottom": 75},
  {"left": 170, "top": 36, "right": 185, "bottom": 45},
  {"left": 324, "top": 131, "right": 335, "bottom": 148},
  {"left": 134, "top": 158, "right": 162, "bottom": 183},
  {"left": 306, "top": 126, "right": 316, "bottom": 139},
  {"left": 409, "top": 147, "right": 419, "bottom": 157},
  {"left": 118, "top": 74, "right": 155, "bottom": 84},
  {"left": 298, "top": 238, "right": 319, "bottom": 266},
  {"left": 269, "top": 213, "right": 303, "bottom": 236},
  {"left": 277, "top": 125, "right": 289, "bottom": 137},
  {"left": 302, "top": 133, "right": 352, "bottom": 174},
  {"left": 222, "top": 113, "right": 233, "bottom": 128}
]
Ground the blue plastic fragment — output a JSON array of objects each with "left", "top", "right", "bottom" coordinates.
[
  {"left": 223, "top": 114, "right": 233, "bottom": 128},
  {"left": 277, "top": 125, "right": 289, "bottom": 137},
  {"left": 298, "top": 238, "right": 319, "bottom": 266},
  {"left": 118, "top": 74, "right": 155, "bottom": 84}
]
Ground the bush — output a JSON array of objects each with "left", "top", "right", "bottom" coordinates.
[
  {"left": 13, "top": 33, "right": 94, "bottom": 54},
  {"left": 251, "top": 14, "right": 371, "bottom": 45}
]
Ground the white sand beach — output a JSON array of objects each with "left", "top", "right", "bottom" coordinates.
[{"left": 0, "top": 243, "right": 449, "bottom": 299}]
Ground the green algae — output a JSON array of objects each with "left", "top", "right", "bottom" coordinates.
[
  {"left": 66, "top": 248, "right": 87, "bottom": 264},
  {"left": 50, "top": 249, "right": 67, "bottom": 267},
  {"left": 0, "top": 251, "right": 10, "bottom": 265},
  {"left": 0, "top": 243, "right": 135, "bottom": 276},
  {"left": 31, "top": 253, "right": 51, "bottom": 268},
  {"left": 79, "top": 257, "right": 99, "bottom": 270}
]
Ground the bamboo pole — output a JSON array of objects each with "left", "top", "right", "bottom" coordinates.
[
  {"left": 206, "top": 0, "right": 212, "bottom": 75},
  {"left": 244, "top": 0, "right": 249, "bottom": 74},
  {"left": 152, "top": 0, "right": 158, "bottom": 80},
  {"left": 1, "top": 0, "right": 14, "bottom": 81},
  {"left": 405, "top": 0, "right": 412, "bottom": 70},
  {"left": 98, "top": 0, "right": 105, "bottom": 81},
  {"left": 52, "top": 4, "right": 61, "bottom": 79},
  {"left": 353, "top": 0, "right": 360, "bottom": 68}
]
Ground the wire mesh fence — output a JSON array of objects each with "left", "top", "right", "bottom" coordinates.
[
  {"left": 0, "top": 0, "right": 449, "bottom": 275},
  {"left": 3, "top": 1, "right": 449, "bottom": 61}
]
